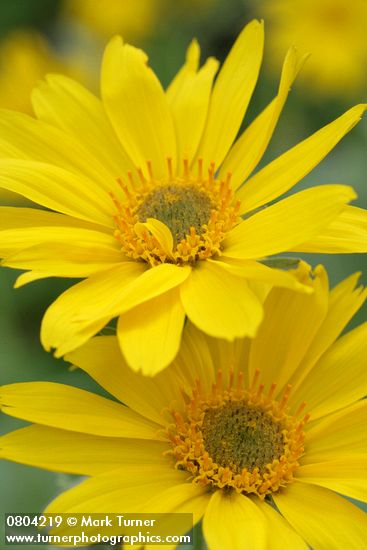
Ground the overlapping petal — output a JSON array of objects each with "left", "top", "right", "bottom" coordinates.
[
  {"left": 102, "top": 37, "right": 176, "bottom": 178},
  {"left": 236, "top": 104, "right": 367, "bottom": 214},
  {"left": 196, "top": 20, "right": 264, "bottom": 171}
]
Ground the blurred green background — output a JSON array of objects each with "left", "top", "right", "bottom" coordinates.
[{"left": 0, "top": 0, "right": 366, "bottom": 548}]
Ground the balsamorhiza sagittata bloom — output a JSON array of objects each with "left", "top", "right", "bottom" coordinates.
[
  {"left": 260, "top": 0, "right": 367, "bottom": 98},
  {"left": 63, "top": 0, "right": 162, "bottom": 41},
  {"left": 0, "top": 20, "right": 367, "bottom": 374},
  {"left": 1, "top": 265, "right": 367, "bottom": 548}
]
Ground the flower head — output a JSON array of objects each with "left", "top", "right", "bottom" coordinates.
[
  {"left": 261, "top": 0, "right": 367, "bottom": 98},
  {"left": 63, "top": 0, "right": 161, "bottom": 41},
  {"left": 1, "top": 266, "right": 367, "bottom": 548},
  {"left": 0, "top": 21, "right": 366, "bottom": 374}
]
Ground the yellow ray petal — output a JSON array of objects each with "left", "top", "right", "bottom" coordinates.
[
  {"left": 45, "top": 466, "right": 188, "bottom": 514},
  {"left": 212, "top": 258, "right": 312, "bottom": 293},
  {"left": 254, "top": 500, "right": 308, "bottom": 550},
  {"left": 14, "top": 270, "right": 53, "bottom": 287},
  {"left": 203, "top": 491, "right": 267, "bottom": 550},
  {"left": 180, "top": 260, "right": 263, "bottom": 340},
  {"left": 0, "top": 383, "right": 160, "bottom": 439},
  {"left": 2, "top": 241, "right": 122, "bottom": 278},
  {"left": 0, "top": 109, "right": 123, "bottom": 193},
  {"left": 102, "top": 36, "right": 176, "bottom": 178},
  {"left": 289, "top": 322, "right": 367, "bottom": 420},
  {"left": 0, "top": 159, "right": 114, "bottom": 227},
  {"left": 289, "top": 272, "right": 367, "bottom": 392},
  {"left": 174, "top": 322, "right": 217, "bottom": 393},
  {"left": 0, "top": 224, "right": 119, "bottom": 263},
  {"left": 220, "top": 46, "right": 308, "bottom": 190},
  {"left": 195, "top": 20, "right": 264, "bottom": 171},
  {"left": 290, "top": 205, "right": 367, "bottom": 253},
  {"left": 65, "top": 335, "right": 188, "bottom": 426},
  {"left": 167, "top": 49, "right": 219, "bottom": 165},
  {"left": 135, "top": 218, "right": 174, "bottom": 258},
  {"left": 139, "top": 485, "right": 210, "bottom": 550},
  {"left": 166, "top": 39, "right": 200, "bottom": 100},
  {"left": 111, "top": 262, "right": 190, "bottom": 313},
  {"left": 237, "top": 104, "right": 367, "bottom": 214},
  {"left": 41, "top": 262, "right": 146, "bottom": 357},
  {"left": 224, "top": 185, "right": 356, "bottom": 259},
  {"left": 0, "top": 425, "right": 167, "bottom": 475},
  {"left": 303, "top": 400, "right": 367, "bottom": 464},
  {"left": 273, "top": 483, "right": 367, "bottom": 550},
  {"left": 32, "top": 74, "right": 133, "bottom": 177},
  {"left": 0, "top": 206, "right": 108, "bottom": 233},
  {"left": 248, "top": 265, "right": 328, "bottom": 397},
  {"left": 117, "top": 288, "right": 185, "bottom": 375},
  {"left": 297, "top": 458, "right": 367, "bottom": 503}
]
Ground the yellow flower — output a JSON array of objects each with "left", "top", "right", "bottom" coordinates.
[
  {"left": 0, "top": 20, "right": 366, "bottom": 374},
  {"left": 1, "top": 266, "right": 367, "bottom": 548},
  {"left": 63, "top": 0, "right": 162, "bottom": 41},
  {"left": 260, "top": 0, "right": 367, "bottom": 98}
]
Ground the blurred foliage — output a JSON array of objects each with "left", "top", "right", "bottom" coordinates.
[{"left": 0, "top": 1, "right": 366, "bottom": 547}]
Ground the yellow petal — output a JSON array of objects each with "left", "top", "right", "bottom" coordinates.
[
  {"left": 102, "top": 36, "right": 176, "bottom": 178},
  {"left": 32, "top": 74, "right": 133, "bottom": 177},
  {"left": 224, "top": 185, "right": 356, "bottom": 259},
  {"left": 168, "top": 48, "right": 219, "bottom": 165},
  {"left": 0, "top": 382, "right": 160, "bottom": 439},
  {"left": 180, "top": 260, "right": 263, "bottom": 340},
  {"left": 273, "top": 483, "right": 367, "bottom": 550},
  {"left": 0, "top": 425, "right": 167, "bottom": 475},
  {"left": 14, "top": 270, "right": 52, "bottom": 287},
  {"left": 2, "top": 242, "right": 122, "bottom": 278},
  {"left": 220, "top": 46, "right": 308, "bottom": 190},
  {"left": 291, "top": 205, "right": 367, "bottom": 253},
  {"left": 237, "top": 104, "right": 367, "bottom": 214},
  {"left": 65, "top": 335, "right": 187, "bottom": 426},
  {"left": 297, "top": 459, "right": 367, "bottom": 503},
  {"left": 0, "top": 159, "right": 114, "bottom": 227},
  {"left": 112, "top": 262, "right": 191, "bottom": 313},
  {"left": 248, "top": 265, "right": 328, "bottom": 397},
  {"left": 139, "top": 484, "right": 210, "bottom": 550},
  {"left": 45, "top": 466, "right": 188, "bottom": 514},
  {"left": 289, "top": 321, "right": 367, "bottom": 420},
  {"left": 304, "top": 400, "right": 367, "bottom": 463},
  {"left": 166, "top": 39, "right": 200, "bottom": 100},
  {"left": 254, "top": 500, "right": 308, "bottom": 550},
  {"left": 135, "top": 218, "right": 174, "bottom": 258},
  {"left": 290, "top": 272, "right": 367, "bottom": 392},
  {"left": 212, "top": 258, "right": 312, "bottom": 293},
  {"left": 196, "top": 20, "right": 264, "bottom": 171},
  {"left": 203, "top": 491, "right": 267, "bottom": 550},
  {"left": 131, "top": 482, "right": 208, "bottom": 518},
  {"left": 0, "top": 108, "right": 124, "bottom": 192},
  {"left": 175, "top": 322, "right": 217, "bottom": 393},
  {"left": 41, "top": 262, "right": 146, "bottom": 357},
  {"left": 117, "top": 288, "right": 186, "bottom": 375},
  {"left": 0, "top": 206, "right": 108, "bottom": 233}
]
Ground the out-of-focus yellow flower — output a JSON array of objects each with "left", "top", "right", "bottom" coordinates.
[
  {"left": 0, "top": 30, "right": 88, "bottom": 204},
  {"left": 63, "top": 0, "right": 162, "bottom": 41},
  {"left": 0, "top": 30, "right": 71, "bottom": 115},
  {"left": 261, "top": 0, "right": 367, "bottom": 98},
  {"left": 0, "top": 32, "right": 66, "bottom": 203}
]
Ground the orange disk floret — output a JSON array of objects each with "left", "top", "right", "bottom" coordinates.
[
  {"left": 110, "top": 158, "right": 241, "bottom": 266},
  {"left": 165, "top": 369, "right": 309, "bottom": 498}
]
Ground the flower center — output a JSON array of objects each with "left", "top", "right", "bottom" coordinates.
[
  {"left": 137, "top": 184, "right": 212, "bottom": 245},
  {"left": 202, "top": 402, "right": 284, "bottom": 474},
  {"left": 110, "top": 159, "right": 240, "bottom": 266},
  {"left": 166, "top": 370, "right": 309, "bottom": 498}
]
